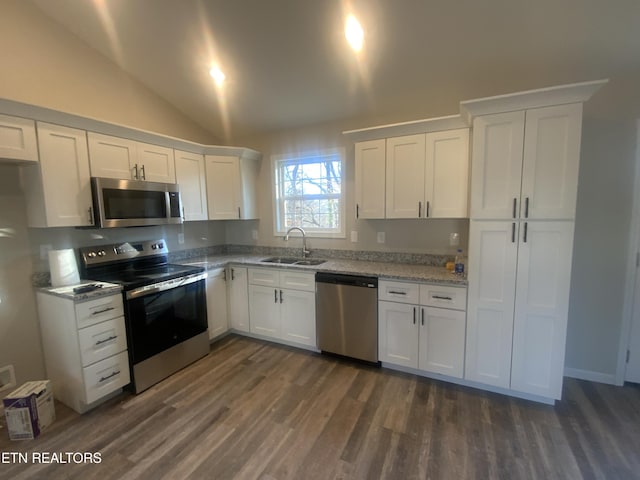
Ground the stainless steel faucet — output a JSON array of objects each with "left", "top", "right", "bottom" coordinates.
[{"left": 284, "top": 226, "right": 310, "bottom": 258}]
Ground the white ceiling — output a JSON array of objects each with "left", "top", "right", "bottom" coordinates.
[{"left": 30, "top": 0, "right": 640, "bottom": 142}]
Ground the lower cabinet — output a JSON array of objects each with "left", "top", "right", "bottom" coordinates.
[
  {"left": 206, "top": 268, "right": 228, "bottom": 340},
  {"left": 378, "top": 280, "right": 466, "bottom": 378},
  {"left": 248, "top": 268, "right": 316, "bottom": 348},
  {"left": 36, "top": 291, "right": 131, "bottom": 414},
  {"left": 228, "top": 266, "right": 250, "bottom": 332}
]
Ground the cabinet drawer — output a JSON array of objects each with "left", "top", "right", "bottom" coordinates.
[
  {"left": 78, "top": 317, "right": 128, "bottom": 367},
  {"left": 75, "top": 294, "right": 124, "bottom": 329},
  {"left": 83, "top": 351, "right": 130, "bottom": 404},
  {"left": 279, "top": 271, "right": 315, "bottom": 292},
  {"left": 420, "top": 284, "right": 467, "bottom": 311},
  {"left": 248, "top": 268, "right": 279, "bottom": 287},
  {"left": 379, "top": 280, "right": 420, "bottom": 304}
]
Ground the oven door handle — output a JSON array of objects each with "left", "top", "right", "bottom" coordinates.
[{"left": 125, "top": 273, "right": 206, "bottom": 300}]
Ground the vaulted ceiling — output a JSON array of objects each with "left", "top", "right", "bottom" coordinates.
[{"left": 30, "top": 0, "right": 640, "bottom": 141}]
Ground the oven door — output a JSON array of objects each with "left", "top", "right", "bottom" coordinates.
[{"left": 124, "top": 278, "right": 207, "bottom": 365}]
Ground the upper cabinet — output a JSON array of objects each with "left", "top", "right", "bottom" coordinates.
[
  {"left": 205, "top": 154, "right": 259, "bottom": 220},
  {"left": 355, "top": 128, "right": 470, "bottom": 220},
  {"left": 21, "top": 122, "right": 94, "bottom": 227},
  {"left": 354, "top": 139, "right": 385, "bottom": 219},
  {"left": 470, "top": 104, "right": 582, "bottom": 220},
  {"left": 175, "top": 150, "right": 208, "bottom": 221},
  {"left": 87, "top": 132, "right": 176, "bottom": 183},
  {"left": 0, "top": 113, "right": 38, "bottom": 163}
]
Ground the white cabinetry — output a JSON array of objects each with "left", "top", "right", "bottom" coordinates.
[
  {"left": 206, "top": 268, "right": 228, "bottom": 340},
  {"left": 466, "top": 101, "right": 584, "bottom": 400},
  {"left": 228, "top": 266, "right": 250, "bottom": 332},
  {"left": 248, "top": 268, "right": 316, "bottom": 348},
  {"left": 36, "top": 292, "right": 131, "bottom": 414},
  {"left": 382, "top": 128, "right": 470, "bottom": 219},
  {"left": 354, "top": 139, "right": 385, "bottom": 219},
  {"left": 378, "top": 280, "right": 466, "bottom": 378},
  {"left": 175, "top": 150, "right": 208, "bottom": 221},
  {"left": 205, "top": 154, "right": 259, "bottom": 220},
  {"left": 21, "top": 122, "right": 94, "bottom": 227},
  {"left": 0, "top": 113, "right": 38, "bottom": 162},
  {"left": 470, "top": 104, "right": 581, "bottom": 220},
  {"left": 88, "top": 132, "right": 176, "bottom": 183}
]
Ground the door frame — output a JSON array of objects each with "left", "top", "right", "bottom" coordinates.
[{"left": 618, "top": 119, "right": 640, "bottom": 384}]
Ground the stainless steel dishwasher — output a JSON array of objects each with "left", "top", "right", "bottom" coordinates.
[{"left": 315, "top": 272, "right": 379, "bottom": 363}]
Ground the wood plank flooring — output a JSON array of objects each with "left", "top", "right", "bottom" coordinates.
[{"left": 1, "top": 334, "right": 639, "bottom": 480}]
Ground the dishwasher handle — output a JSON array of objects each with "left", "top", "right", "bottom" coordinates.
[{"left": 315, "top": 272, "right": 378, "bottom": 288}]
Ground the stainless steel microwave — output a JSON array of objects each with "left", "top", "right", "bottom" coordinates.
[{"left": 91, "top": 177, "right": 183, "bottom": 228}]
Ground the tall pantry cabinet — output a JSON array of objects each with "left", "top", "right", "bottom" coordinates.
[{"left": 462, "top": 81, "right": 605, "bottom": 401}]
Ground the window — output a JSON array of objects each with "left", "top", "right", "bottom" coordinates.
[{"left": 273, "top": 148, "right": 344, "bottom": 237}]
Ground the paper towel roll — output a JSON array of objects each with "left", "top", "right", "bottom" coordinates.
[{"left": 48, "top": 249, "right": 80, "bottom": 287}]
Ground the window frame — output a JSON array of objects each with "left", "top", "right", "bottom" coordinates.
[{"left": 272, "top": 147, "right": 346, "bottom": 239}]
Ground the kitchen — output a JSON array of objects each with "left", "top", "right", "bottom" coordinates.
[{"left": 1, "top": 0, "right": 640, "bottom": 478}]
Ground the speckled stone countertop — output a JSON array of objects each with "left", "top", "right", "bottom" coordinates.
[
  {"left": 37, "top": 281, "right": 123, "bottom": 302},
  {"left": 177, "top": 254, "right": 467, "bottom": 286}
]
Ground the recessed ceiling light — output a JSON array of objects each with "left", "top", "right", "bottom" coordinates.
[
  {"left": 209, "top": 66, "right": 226, "bottom": 86},
  {"left": 345, "top": 14, "right": 364, "bottom": 52}
]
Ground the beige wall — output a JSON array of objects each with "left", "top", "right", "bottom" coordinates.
[
  {"left": 0, "top": 0, "right": 219, "bottom": 144},
  {"left": 228, "top": 120, "right": 469, "bottom": 256}
]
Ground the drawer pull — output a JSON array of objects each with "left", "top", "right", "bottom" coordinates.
[
  {"left": 95, "top": 335, "right": 117, "bottom": 346},
  {"left": 92, "top": 306, "right": 116, "bottom": 315},
  {"left": 98, "top": 370, "right": 120, "bottom": 383},
  {"left": 432, "top": 295, "right": 453, "bottom": 301},
  {"left": 388, "top": 290, "right": 407, "bottom": 295}
]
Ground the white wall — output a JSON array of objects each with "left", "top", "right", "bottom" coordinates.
[{"left": 0, "top": 0, "right": 218, "bottom": 145}]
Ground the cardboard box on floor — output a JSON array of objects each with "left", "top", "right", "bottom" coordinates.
[{"left": 3, "top": 380, "right": 56, "bottom": 440}]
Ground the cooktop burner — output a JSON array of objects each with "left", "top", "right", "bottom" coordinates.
[{"left": 79, "top": 239, "right": 204, "bottom": 290}]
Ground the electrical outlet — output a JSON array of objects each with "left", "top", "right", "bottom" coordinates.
[
  {"left": 377, "top": 232, "right": 385, "bottom": 244},
  {"left": 449, "top": 232, "right": 460, "bottom": 246},
  {"left": 252, "top": 229, "right": 259, "bottom": 240},
  {"left": 177, "top": 233, "right": 185, "bottom": 245},
  {"left": 350, "top": 231, "right": 358, "bottom": 243},
  {"left": 40, "top": 244, "right": 52, "bottom": 260},
  {"left": 0, "top": 365, "right": 16, "bottom": 393}
]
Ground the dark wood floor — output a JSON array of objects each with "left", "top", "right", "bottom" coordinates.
[{"left": 1, "top": 335, "right": 639, "bottom": 480}]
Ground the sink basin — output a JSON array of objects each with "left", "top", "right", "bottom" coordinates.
[
  {"left": 261, "top": 257, "right": 326, "bottom": 266},
  {"left": 294, "top": 259, "right": 326, "bottom": 266},
  {"left": 261, "top": 257, "right": 300, "bottom": 264}
]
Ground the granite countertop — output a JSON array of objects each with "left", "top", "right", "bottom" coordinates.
[
  {"left": 177, "top": 254, "right": 467, "bottom": 286},
  {"left": 38, "top": 281, "right": 123, "bottom": 302}
]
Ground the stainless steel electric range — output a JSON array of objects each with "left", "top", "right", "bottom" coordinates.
[{"left": 79, "top": 239, "right": 209, "bottom": 393}]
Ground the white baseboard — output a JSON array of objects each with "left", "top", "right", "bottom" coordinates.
[{"left": 563, "top": 367, "right": 618, "bottom": 385}]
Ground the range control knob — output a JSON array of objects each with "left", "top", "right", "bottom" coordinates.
[
  {"left": 151, "top": 244, "right": 157, "bottom": 250},
  {"left": 97, "top": 250, "right": 106, "bottom": 257},
  {"left": 87, "top": 251, "right": 97, "bottom": 258}
]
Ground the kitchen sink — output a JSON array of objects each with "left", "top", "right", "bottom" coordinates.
[{"left": 261, "top": 257, "right": 326, "bottom": 266}]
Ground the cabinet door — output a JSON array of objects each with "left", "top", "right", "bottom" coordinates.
[
  {"left": 175, "top": 150, "right": 208, "bottom": 221},
  {"left": 248, "top": 285, "right": 280, "bottom": 338},
  {"left": 418, "top": 307, "right": 466, "bottom": 378},
  {"left": 510, "top": 221, "right": 574, "bottom": 399},
  {"left": 280, "top": 288, "right": 316, "bottom": 347},
  {"left": 521, "top": 104, "right": 582, "bottom": 220},
  {"left": 0, "top": 113, "right": 38, "bottom": 162},
  {"left": 355, "top": 139, "right": 386, "bottom": 219},
  {"left": 378, "top": 301, "right": 419, "bottom": 368},
  {"left": 87, "top": 132, "right": 137, "bottom": 180},
  {"left": 228, "top": 267, "right": 250, "bottom": 332},
  {"left": 137, "top": 142, "right": 176, "bottom": 183},
  {"left": 32, "top": 122, "right": 93, "bottom": 227},
  {"left": 385, "top": 134, "right": 426, "bottom": 218},
  {"left": 206, "top": 268, "right": 228, "bottom": 340},
  {"left": 205, "top": 155, "right": 241, "bottom": 219},
  {"left": 424, "top": 128, "right": 469, "bottom": 218},
  {"left": 470, "top": 112, "right": 525, "bottom": 219},
  {"left": 465, "top": 220, "right": 518, "bottom": 388}
]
